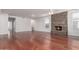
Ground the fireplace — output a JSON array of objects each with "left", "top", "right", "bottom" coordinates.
[{"left": 51, "top": 11, "right": 68, "bottom": 36}]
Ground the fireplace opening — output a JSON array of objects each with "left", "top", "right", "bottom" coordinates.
[{"left": 55, "top": 26, "right": 62, "bottom": 31}]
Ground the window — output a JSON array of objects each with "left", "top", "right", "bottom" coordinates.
[
  {"left": 45, "top": 19, "right": 49, "bottom": 24},
  {"left": 44, "top": 19, "right": 49, "bottom": 28},
  {"left": 78, "top": 21, "right": 79, "bottom": 29}
]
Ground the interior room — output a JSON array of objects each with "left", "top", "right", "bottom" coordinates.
[{"left": 0, "top": 9, "right": 79, "bottom": 50}]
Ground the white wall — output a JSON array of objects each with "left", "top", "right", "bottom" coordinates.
[
  {"left": 68, "top": 10, "right": 79, "bottom": 36},
  {"left": 0, "top": 14, "right": 8, "bottom": 35},
  {"left": 15, "top": 16, "right": 32, "bottom": 32},
  {"left": 0, "top": 13, "right": 32, "bottom": 35},
  {"left": 0, "top": 13, "right": 51, "bottom": 34},
  {"left": 34, "top": 16, "right": 51, "bottom": 32}
]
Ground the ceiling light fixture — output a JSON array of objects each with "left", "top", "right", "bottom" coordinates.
[{"left": 49, "top": 9, "right": 53, "bottom": 15}]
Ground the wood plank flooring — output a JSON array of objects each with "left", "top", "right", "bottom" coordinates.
[{"left": 0, "top": 31, "right": 79, "bottom": 50}]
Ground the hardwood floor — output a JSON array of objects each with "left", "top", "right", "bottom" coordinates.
[{"left": 0, "top": 31, "right": 79, "bottom": 50}]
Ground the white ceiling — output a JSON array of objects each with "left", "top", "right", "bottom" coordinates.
[
  {"left": 1, "top": 9, "right": 69, "bottom": 18},
  {"left": 1, "top": 9, "right": 50, "bottom": 18}
]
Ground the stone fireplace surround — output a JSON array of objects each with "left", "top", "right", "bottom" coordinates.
[{"left": 51, "top": 11, "right": 68, "bottom": 36}]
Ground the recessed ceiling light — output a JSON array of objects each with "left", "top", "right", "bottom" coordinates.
[
  {"left": 41, "top": 14, "right": 48, "bottom": 16},
  {"left": 31, "top": 14, "right": 35, "bottom": 17}
]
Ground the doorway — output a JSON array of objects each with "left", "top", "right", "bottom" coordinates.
[
  {"left": 31, "top": 19, "right": 35, "bottom": 32},
  {"left": 8, "top": 17, "right": 16, "bottom": 39}
]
